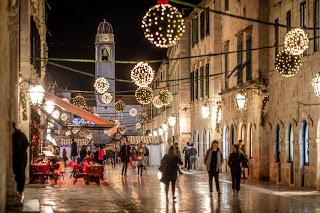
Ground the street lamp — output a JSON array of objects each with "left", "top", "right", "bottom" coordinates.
[
  {"left": 44, "top": 100, "right": 55, "bottom": 114},
  {"left": 158, "top": 127, "right": 164, "bottom": 136},
  {"left": 168, "top": 116, "right": 176, "bottom": 127},
  {"left": 27, "top": 84, "right": 45, "bottom": 105},
  {"left": 201, "top": 103, "right": 210, "bottom": 119},
  {"left": 235, "top": 92, "right": 247, "bottom": 111},
  {"left": 162, "top": 123, "right": 168, "bottom": 132},
  {"left": 153, "top": 130, "right": 158, "bottom": 136},
  {"left": 311, "top": 73, "right": 320, "bottom": 96}
]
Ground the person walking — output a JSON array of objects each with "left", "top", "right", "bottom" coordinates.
[
  {"left": 137, "top": 143, "right": 145, "bottom": 176},
  {"left": 12, "top": 123, "right": 29, "bottom": 203},
  {"left": 98, "top": 146, "right": 105, "bottom": 165},
  {"left": 189, "top": 143, "right": 198, "bottom": 171},
  {"left": 228, "top": 144, "right": 246, "bottom": 198},
  {"left": 159, "top": 145, "right": 183, "bottom": 201},
  {"left": 173, "top": 142, "right": 183, "bottom": 174},
  {"left": 70, "top": 139, "right": 78, "bottom": 162},
  {"left": 111, "top": 146, "right": 117, "bottom": 167},
  {"left": 182, "top": 142, "right": 191, "bottom": 171},
  {"left": 62, "top": 148, "right": 68, "bottom": 167},
  {"left": 204, "top": 140, "right": 223, "bottom": 198},
  {"left": 120, "top": 139, "right": 130, "bottom": 176},
  {"left": 143, "top": 145, "right": 150, "bottom": 169},
  {"left": 79, "top": 145, "right": 87, "bottom": 162},
  {"left": 238, "top": 139, "right": 249, "bottom": 179}
]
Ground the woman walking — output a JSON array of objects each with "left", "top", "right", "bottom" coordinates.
[
  {"left": 137, "top": 143, "right": 144, "bottom": 176},
  {"left": 228, "top": 144, "right": 245, "bottom": 198},
  {"left": 204, "top": 140, "right": 223, "bottom": 198},
  {"left": 159, "top": 145, "right": 183, "bottom": 201}
]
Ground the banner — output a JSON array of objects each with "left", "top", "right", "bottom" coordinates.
[
  {"left": 57, "top": 138, "right": 91, "bottom": 146},
  {"left": 127, "top": 136, "right": 161, "bottom": 145}
]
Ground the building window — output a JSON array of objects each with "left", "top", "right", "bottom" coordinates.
[
  {"left": 205, "top": 64, "right": 209, "bottom": 97},
  {"left": 223, "top": 126, "right": 228, "bottom": 158},
  {"left": 286, "top": 10, "right": 291, "bottom": 32},
  {"left": 224, "top": 42, "right": 229, "bottom": 90},
  {"left": 101, "top": 47, "right": 110, "bottom": 61},
  {"left": 301, "top": 121, "right": 309, "bottom": 166},
  {"left": 246, "top": 34, "right": 252, "bottom": 81},
  {"left": 190, "top": 72, "right": 194, "bottom": 102},
  {"left": 275, "top": 125, "right": 281, "bottom": 163},
  {"left": 205, "top": 9, "right": 210, "bottom": 36},
  {"left": 237, "top": 35, "right": 243, "bottom": 84},
  {"left": 225, "top": 0, "right": 229, "bottom": 11},
  {"left": 300, "top": 1, "right": 307, "bottom": 28},
  {"left": 195, "top": 69, "right": 199, "bottom": 100},
  {"left": 200, "top": 11, "right": 205, "bottom": 39},
  {"left": 314, "top": 0, "right": 320, "bottom": 52},
  {"left": 30, "top": 18, "right": 41, "bottom": 77},
  {"left": 200, "top": 66, "right": 204, "bottom": 98},
  {"left": 249, "top": 125, "right": 253, "bottom": 159},
  {"left": 288, "top": 124, "right": 294, "bottom": 162},
  {"left": 192, "top": 17, "right": 199, "bottom": 46},
  {"left": 274, "top": 18, "right": 279, "bottom": 58}
]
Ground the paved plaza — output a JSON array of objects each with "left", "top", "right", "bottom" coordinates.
[{"left": 8, "top": 165, "right": 320, "bottom": 213}]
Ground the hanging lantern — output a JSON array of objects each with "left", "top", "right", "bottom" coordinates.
[
  {"left": 27, "top": 85, "right": 45, "bottom": 105},
  {"left": 153, "top": 130, "right": 158, "bottom": 136},
  {"left": 159, "top": 88, "right": 173, "bottom": 106},
  {"left": 131, "top": 62, "right": 155, "bottom": 87},
  {"left": 118, "top": 125, "right": 126, "bottom": 134},
  {"left": 152, "top": 95, "right": 164, "bottom": 108},
  {"left": 312, "top": 73, "right": 320, "bottom": 96},
  {"left": 158, "top": 127, "right": 164, "bottom": 136},
  {"left": 162, "top": 123, "right": 168, "bottom": 132},
  {"left": 275, "top": 50, "right": 301, "bottom": 77},
  {"left": 235, "top": 93, "right": 247, "bottom": 111},
  {"left": 44, "top": 100, "right": 55, "bottom": 114},
  {"left": 142, "top": 3, "right": 185, "bottom": 48},
  {"left": 52, "top": 110, "right": 60, "bottom": 119},
  {"left": 94, "top": 77, "right": 110, "bottom": 94},
  {"left": 284, "top": 28, "right": 309, "bottom": 56},
  {"left": 115, "top": 100, "right": 125, "bottom": 112},
  {"left": 135, "top": 123, "right": 142, "bottom": 129},
  {"left": 168, "top": 115, "right": 176, "bottom": 127},
  {"left": 101, "top": 92, "right": 113, "bottom": 104},
  {"left": 129, "top": 108, "right": 138, "bottom": 117},
  {"left": 60, "top": 113, "right": 68, "bottom": 121},
  {"left": 201, "top": 104, "right": 210, "bottom": 119},
  {"left": 73, "top": 94, "right": 87, "bottom": 109},
  {"left": 135, "top": 86, "right": 154, "bottom": 105}
]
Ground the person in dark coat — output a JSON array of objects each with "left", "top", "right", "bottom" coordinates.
[
  {"left": 159, "top": 145, "right": 183, "bottom": 201},
  {"left": 62, "top": 148, "right": 68, "bottom": 166},
  {"left": 79, "top": 145, "right": 87, "bottom": 162},
  {"left": 228, "top": 144, "right": 246, "bottom": 198},
  {"left": 119, "top": 139, "right": 130, "bottom": 176},
  {"left": 70, "top": 139, "right": 78, "bottom": 162},
  {"left": 12, "top": 122, "right": 29, "bottom": 200}
]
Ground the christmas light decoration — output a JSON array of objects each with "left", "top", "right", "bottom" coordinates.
[
  {"left": 131, "top": 62, "right": 155, "bottom": 87},
  {"left": 27, "top": 85, "right": 45, "bottom": 105},
  {"left": 119, "top": 125, "right": 126, "bottom": 134},
  {"left": 60, "top": 113, "right": 68, "bottom": 121},
  {"left": 20, "top": 88, "right": 28, "bottom": 120},
  {"left": 135, "top": 86, "right": 154, "bottom": 105},
  {"left": 73, "top": 94, "right": 87, "bottom": 109},
  {"left": 72, "top": 127, "right": 80, "bottom": 134},
  {"left": 52, "top": 110, "right": 60, "bottom": 119},
  {"left": 312, "top": 73, "right": 320, "bottom": 96},
  {"left": 129, "top": 108, "right": 138, "bottom": 117},
  {"left": 65, "top": 130, "right": 71, "bottom": 136},
  {"left": 201, "top": 103, "right": 210, "bottom": 119},
  {"left": 44, "top": 100, "right": 55, "bottom": 114},
  {"left": 275, "top": 51, "right": 302, "bottom": 77},
  {"left": 152, "top": 95, "right": 164, "bottom": 108},
  {"left": 153, "top": 130, "right": 158, "bottom": 136},
  {"left": 114, "top": 119, "right": 120, "bottom": 128},
  {"left": 140, "top": 113, "right": 148, "bottom": 123},
  {"left": 101, "top": 92, "right": 113, "bottom": 104},
  {"left": 284, "top": 28, "right": 309, "bottom": 55},
  {"left": 142, "top": 3, "right": 185, "bottom": 48},
  {"left": 215, "top": 102, "right": 222, "bottom": 133},
  {"left": 235, "top": 93, "right": 247, "bottom": 111},
  {"left": 135, "top": 123, "right": 142, "bottom": 129},
  {"left": 115, "top": 100, "right": 125, "bottom": 112},
  {"left": 260, "top": 96, "right": 270, "bottom": 126},
  {"left": 159, "top": 88, "right": 173, "bottom": 105},
  {"left": 115, "top": 132, "right": 122, "bottom": 140},
  {"left": 94, "top": 77, "right": 110, "bottom": 94},
  {"left": 86, "top": 133, "right": 93, "bottom": 140}
]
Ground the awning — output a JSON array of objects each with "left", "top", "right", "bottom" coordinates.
[{"left": 44, "top": 92, "right": 114, "bottom": 128}]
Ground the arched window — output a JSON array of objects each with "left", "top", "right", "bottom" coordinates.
[
  {"left": 275, "top": 125, "right": 280, "bottom": 163},
  {"left": 101, "top": 47, "right": 110, "bottom": 61},
  {"left": 249, "top": 125, "right": 253, "bottom": 159},
  {"left": 288, "top": 124, "right": 294, "bottom": 162},
  {"left": 302, "top": 121, "right": 309, "bottom": 166},
  {"left": 223, "top": 126, "right": 228, "bottom": 159}
]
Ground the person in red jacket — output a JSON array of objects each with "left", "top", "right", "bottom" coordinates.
[{"left": 98, "top": 146, "right": 105, "bottom": 165}]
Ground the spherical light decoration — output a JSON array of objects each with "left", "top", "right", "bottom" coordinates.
[
  {"left": 72, "top": 127, "right": 80, "bottom": 134},
  {"left": 60, "top": 113, "right": 68, "bottom": 121},
  {"left": 142, "top": 4, "right": 185, "bottom": 48},
  {"left": 129, "top": 108, "right": 138, "bottom": 117},
  {"left": 135, "top": 123, "right": 142, "bottom": 129},
  {"left": 135, "top": 86, "right": 154, "bottom": 105},
  {"left": 152, "top": 95, "right": 164, "bottom": 108},
  {"left": 159, "top": 89, "right": 173, "bottom": 106},
  {"left": 65, "top": 130, "right": 71, "bottom": 137},
  {"left": 118, "top": 125, "right": 126, "bottom": 134},
  {"left": 275, "top": 50, "right": 302, "bottom": 77},
  {"left": 79, "top": 128, "right": 91, "bottom": 138},
  {"left": 114, "top": 133, "right": 122, "bottom": 140},
  {"left": 131, "top": 62, "right": 155, "bottom": 87},
  {"left": 101, "top": 92, "right": 113, "bottom": 104},
  {"left": 94, "top": 77, "right": 110, "bottom": 94},
  {"left": 52, "top": 110, "right": 60, "bottom": 120},
  {"left": 312, "top": 73, "right": 320, "bottom": 96},
  {"left": 115, "top": 100, "right": 125, "bottom": 112},
  {"left": 113, "top": 119, "right": 120, "bottom": 128},
  {"left": 86, "top": 133, "right": 93, "bottom": 140},
  {"left": 284, "top": 28, "right": 309, "bottom": 55},
  {"left": 27, "top": 85, "right": 45, "bottom": 105},
  {"left": 44, "top": 100, "right": 55, "bottom": 114},
  {"left": 73, "top": 94, "right": 87, "bottom": 109}
]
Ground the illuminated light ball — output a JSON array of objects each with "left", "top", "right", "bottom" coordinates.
[
  {"left": 60, "top": 113, "right": 68, "bottom": 121},
  {"left": 72, "top": 127, "right": 80, "bottom": 134},
  {"left": 131, "top": 62, "right": 155, "bottom": 87},
  {"left": 86, "top": 133, "right": 93, "bottom": 140},
  {"left": 114, "top": 132, "right": 122, "bottom": 140},
  {"left": 129, "top": 108, "right": 138, "bottom": 117},
  {"left": 275, "top": 50, "right": 302, "bottom": 77},
  {"left": 44, "top": 100, "right": 55, "bottom": 114},
  {"left": 72, "top": 94, "right": 87, "bottom": 109},
  {"left": 118, "top": 125, "right": 126, "bottom": 134},
  {"left": 114, "top": 119, "right": 120, "bottom": 128},
  {"left": 159, "top": 88, "right": 173, "bottom": 106},
  {"left": 65, "top": 130, "right": 71, "bottom": 136},
  {"left": 135, "top": 86, "right": 154, "bottom": 105},
  {"left": 284, "top": 28, "right": 309, "bottom": 56},
  {"left": 152, "top": 95, "right": 163, "bottom": 108},
  {"left": 94, "top": 77, "right": 110, "bottom": 94},
  {"left": 135, "top": 123, "right": 142, "bottom": 129},
  {"left": 142, "top": 4, "right": 185, "bottom": 48},
  {"left": 52, "top": 110, "right": 60, "bottom": 119},
  {"left": 140, "top": 112, "right": 148, "bottom": 123},
  {"left": 101, "top": 92, "right": 113, "bottom": 104},
  {"left": 79, "top": 128, "right": 90, "bottom": 138},
  {"left": 115, "top": 100, "right": 125, "bottom": 112},
  {"left": 27, "top": 84, "right": 45, "bottom": 105}
]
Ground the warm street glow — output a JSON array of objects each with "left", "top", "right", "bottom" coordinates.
[
  {"left": 201, "top": 104, "right": 210, "bottom": 119},
  {"left": 168, "top": 116, "right": 176, "bottom": 127},
  {"left": 28, "top": 85, "right": 45, "bottom": 105},
  {"left": 235, "top": 93, "right": 247, "bottom": 111}
]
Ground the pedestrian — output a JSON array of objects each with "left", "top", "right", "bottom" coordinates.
[
  {"left": 238, "top": 139, "right": 249, "bottom": 179},
  {"left": 120, "top": 139, "right": 130, "bottom": 176},
  {"left": 12, "top": 122, "right": 29, "bottom": 203},
  {"left": 111, "top": 146, "right": 116, "bottom": 167},
  {"left": 70, "top": 139, "right": 78, "bottom": 162},
  {"left": 173, "top": 142, "right": 183, "bottom": 174},
  {"left": 159, "top": 145, "right": 183, "bottom": 201},
  {"left": 137, "top": 143, "right": 145, "bottom": 176},
  {"left": 98, "top": 146, "right": 105, "bottom": 165},
  {"left": 182, "top": 142, "right": 191, "bottom": 171},
  {"left": 204, "top": 140, "right": 223, "bottom": 198},
  {"left": 79, "top": 145, "right": 87, "bottom": 162},
  {"left": 189, "top": 143, "right": 197, "bottom": 171},
  {"left": 62, "top": 148, "right": 68, "bottom": 167},
  {"left": 228, "top": 144, "right": 246, "bottom": 198},
  {"left": 143, "top": 145, "right": 149, "bottom": 169}
]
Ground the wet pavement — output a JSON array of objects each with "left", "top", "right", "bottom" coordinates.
[{"left": 9, "top": 165, "right": 320, "bottom": 212}]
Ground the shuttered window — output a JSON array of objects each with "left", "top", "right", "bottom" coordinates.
[{"left": 205, "top": 64, "right": 210, "bottom": 97}]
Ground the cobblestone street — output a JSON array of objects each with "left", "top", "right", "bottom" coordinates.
[{"left": 8, "top": 165, "right": 320, "bottom": 213}]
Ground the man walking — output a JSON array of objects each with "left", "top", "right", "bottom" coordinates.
[
  {"left": 120, "top": 139, "right": 130, "bottom": 176},
  {"left": 143, "top": 145, "right": 149, "bottom": 169},
  {"left": 174, "top": 142, "right": 183, "bottom": 174},
  {"left": 12, "top": 122, "right": 29, "bottom": 203},
  {"left": 70, "top": 139, "right": 78, "bottom": 162},
  {"left": 182, "top": 142, "right": 191, "bottom": 171},
  {"left": 189, "top": 143, "right": 197, "bottom": 171}
]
